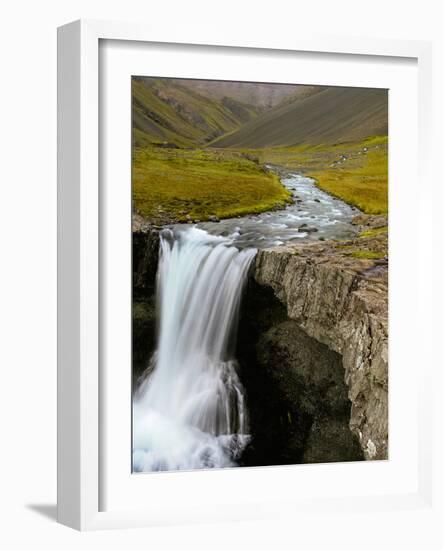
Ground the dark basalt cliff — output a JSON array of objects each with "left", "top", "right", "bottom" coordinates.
[
  {"left": 132, "top": 228, "right": 159, "bottom": 378},
  {"left": 251, "top": 240, "right": 388, "bottom": 460}
]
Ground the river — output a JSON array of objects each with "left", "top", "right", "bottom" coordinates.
[{"left": 197, "top": 171, "right": 359, "bottom": 248}]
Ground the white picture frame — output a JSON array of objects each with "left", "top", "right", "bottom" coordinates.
[{"left": 57, "top": 19, "right": 433, "bottom": 531}]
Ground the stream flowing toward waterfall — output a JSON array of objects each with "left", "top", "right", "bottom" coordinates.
[{"left": 132, "top": 173, "right": 360, "bottom": 472}]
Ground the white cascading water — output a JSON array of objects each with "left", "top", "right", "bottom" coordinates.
[{"left": 133, "top": 227, "right": 257, "bottom": 472}]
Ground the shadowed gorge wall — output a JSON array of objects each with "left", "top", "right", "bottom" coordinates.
[
  {"left": 237, "top": 280, "right": 363, "bottom": 466},
  {"left": 132, "top": 229, "right": 159, "bottom": 378}
]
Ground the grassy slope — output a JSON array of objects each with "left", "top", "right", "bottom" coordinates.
[
  {"left": 133, "top": 148, "right": 292, "bottom": 224},
  {"left": 132, "top": 78, "right": 260, "bottom": 148},
  {"left": 237, "top": 136, "right": 388, "bottom": 214},
  {"left": 210, "top": 87, "right": 388, "bottom": 149},
  {"left": 310, "top": 140, "right": 387, "bottom": 214}
]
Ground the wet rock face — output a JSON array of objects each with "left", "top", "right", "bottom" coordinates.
[
  {"left": 133, "top": 229, "right": 160, "bottom": 299},
  {"left": 238, "top": 282, "right": 363, "bottom": 466},
  {"left": 251, "top": 241, "right": 388, "bottom": 460},
  {"left": 133, "top": 229, "right": 160, "bottom": 380},
  {"left": 132, "top": 298, "right": 156, "bottom": 379}
]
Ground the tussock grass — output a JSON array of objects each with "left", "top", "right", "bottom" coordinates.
[
  {"left": 311, "top": 144, "right": 388, "bottom": 215},
  {"left": 133, "top": 147, "right": 292, "bottom": 223}
]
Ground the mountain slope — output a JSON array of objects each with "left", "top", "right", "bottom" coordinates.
[
  {"left": 132, "top": 77, "right": 261, "bottom": 147},
  {"left": 176, "top": 79, "right": 305, "bottom": 109},
  {"left": 210, "top": 86, "right": 388, "bottom": 148}
]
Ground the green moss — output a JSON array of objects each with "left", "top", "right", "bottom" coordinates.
[
  {"left": 351, "top": 250, "right": 385, "bottom": 260},
  {"left": 133, "top": 147, "right": 292, "bottom": 223},
  {"left": 133, "top": 301, "right": 154, "bottom": 322},
  {"left": 359, "top": 226, "right": 388, "bottom": 238}
]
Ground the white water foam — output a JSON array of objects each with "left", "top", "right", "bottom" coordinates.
[{"left": 133, "top": 227, "right": 256, "bottom": 472}]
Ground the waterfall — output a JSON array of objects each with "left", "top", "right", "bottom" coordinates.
[{"left": 133, "top": 226, "right": 257, "bottom": 472}]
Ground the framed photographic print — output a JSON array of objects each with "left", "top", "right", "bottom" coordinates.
[{"left": 57, "top": 19, "right": 433, "bottom": 530}]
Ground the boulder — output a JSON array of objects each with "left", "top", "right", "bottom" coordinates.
[{"left": 298, "top": 226, "right": 318, "bottom": 233}]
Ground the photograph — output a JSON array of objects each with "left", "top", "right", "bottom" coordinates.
[{"left": 131, "top": 76, "right": 388, "bottom": 473}]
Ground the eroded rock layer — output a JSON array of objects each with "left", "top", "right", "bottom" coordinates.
[{"left": 252, "top": 240, "right": 388, "bottom": 460}]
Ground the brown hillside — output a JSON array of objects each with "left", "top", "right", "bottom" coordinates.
[{"left": 210, "top": 86, "right": 388, "bottom": 148}]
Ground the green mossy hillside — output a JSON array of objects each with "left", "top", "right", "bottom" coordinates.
[
  {"left": 132, "top": 78, "right": 259, "bottom": 148},
  {"left": 133, "top": 147, "right": 292, "bottom": 224},
  {"left": 310, "top": 138, "right": 388, "bottom": 215}
]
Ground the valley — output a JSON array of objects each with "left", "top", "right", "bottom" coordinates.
[{"left": 131, "top": 77, "right": 389, "bottom": 471}]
